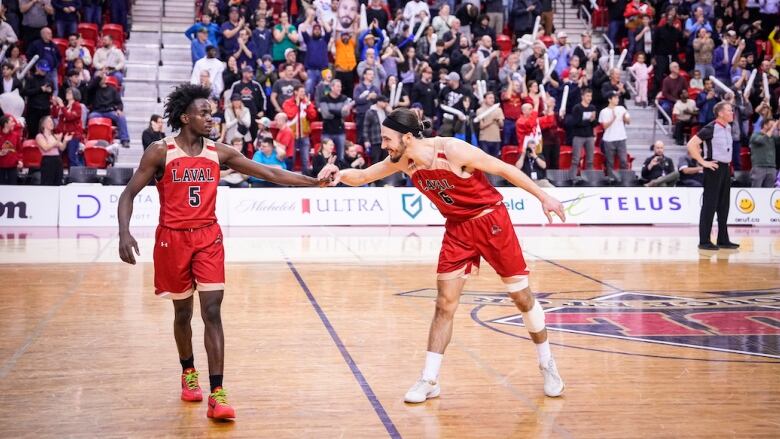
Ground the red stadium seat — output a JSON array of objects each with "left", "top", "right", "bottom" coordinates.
[
  {"left": 580, "top": 149, "right": 606, "bottom": 171},
  {"left": 101, "top": 24, "right": 125, "bottom": 49},
  {"left": 82, "top": 39, "right": 97, "bottom": 56},
  {"left": 78, "top": 23, "right": 99, "bottom": 42},
  {"left": 83, "top": 146, "right": 110, "bottom": 169},
  {"left": 500, "top": 145, "right": 519, "bottom": 165},
  {"left": 558, "top": 148, "right": 572, "bottom": 170},
  {"left": 310, "top": 121, "right": 322, "bottom": 147},
  {"left": 105, "top": 75, "right": 121, "bottom": 90},
  {"left": 21, "top": 140, "right": 42, "bottom": 168},
  {"left": 52, "top": 38, "right": 68, "bottom": 59},
  {"left": 612, "top": 153, "right": 635, "bottom": 170},
  {"left": 496, "top": 34, "right": 512, "bottom": 56},
  {"left": 87, "top": 117, "right": 114, "bottom": 142},
  {"left": 740, "top": 147, "right": 751, "bottom": 171},
  {"left": 345, "top": 122, "right": 357, "bottom": 143}
]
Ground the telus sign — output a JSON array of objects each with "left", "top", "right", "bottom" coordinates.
[{"left": 600, "top": 195, "right": 682, "bottom": 211}]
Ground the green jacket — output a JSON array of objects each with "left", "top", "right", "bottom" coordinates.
[{"left": 749, "top": 132, "right": 779, "bottom": 168}]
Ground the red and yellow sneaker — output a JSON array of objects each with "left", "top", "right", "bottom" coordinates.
[
  {"left": 207, "top": 387, "right": 236, "bottom": 420},
  {"left": 180, "top": 368, "right": 203, "bottom": 402}
]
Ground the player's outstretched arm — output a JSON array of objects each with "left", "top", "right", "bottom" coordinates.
[
  {"left": 217, "top": 143, "right": 335, "bottom": 187},
  {"left": 338, "top": 156, "right": 401, "bottom": 186},
  {"left": 117, "top": 141, "right": 166, "bottom": 265},
  {"left": 448, "top": 139, "right": 566, "bottom": 223}
]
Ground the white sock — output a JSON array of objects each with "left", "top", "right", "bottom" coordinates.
[
  {"left": 536, "top": 341, "right": 552, "bottom": 367},
  {"left": 422, "top": 351, "right": 443, "bottom": 382}
]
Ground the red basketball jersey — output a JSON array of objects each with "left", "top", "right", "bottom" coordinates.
[
  {"left": 409, "top": 146, "right": 503, "bottom": 222},
  {"left": 157, "top": 136, "right": 220, "bottom": 229}
]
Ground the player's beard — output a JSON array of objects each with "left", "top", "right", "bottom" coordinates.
[{"left": 389, "top": 138, "right": 407, "bottom": 163}]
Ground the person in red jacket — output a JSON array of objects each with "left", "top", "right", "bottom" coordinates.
[
  {"left": 0, "top": 115, "right": 21, "bottom": 184},
  {"left": 273, "top": 112, "right": 296, "bottom": 170},
  {"left": 51, "top": 87, "right": 84, "bottom": 167},
  {"left": 515, "top": 103, "right": 541, "bottom": 151},
  {"left": 282, "top": 84, "right": 318, "bottom": 173}
]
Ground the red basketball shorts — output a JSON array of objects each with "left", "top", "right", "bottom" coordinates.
[
  {"left": 153, "top": 223, "right": 225, "bottom": 300},
  {"left": 437, "top": 204, "right": 529, "bottom": 279}
]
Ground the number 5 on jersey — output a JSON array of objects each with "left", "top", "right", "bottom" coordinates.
[{"left": 189, "top": 186, "right": 201, "bottom": 207}]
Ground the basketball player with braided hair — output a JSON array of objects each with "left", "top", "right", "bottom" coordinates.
[
  {"left": 334, "top": 108, "right": 567, "bottom": 402},
  {"left": 117, "top": 84, "right": 337, "bottom": 420}
]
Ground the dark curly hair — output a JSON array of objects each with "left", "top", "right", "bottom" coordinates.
[{"left": 163, "top": 83, "right": 212, "bottom": 131}]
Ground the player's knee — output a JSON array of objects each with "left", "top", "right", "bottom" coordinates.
[
  {"left": 434, "top": 295, "right": 459, "bottom": 318},
  {"left": 174, "top": 306, "right": 193, "bottom": 325},
  {"left": 511, "top": 290, "right": 535, "bottom": 312},
  {"left": 201, "top": 302, "right": 222, "bottom": 325}
]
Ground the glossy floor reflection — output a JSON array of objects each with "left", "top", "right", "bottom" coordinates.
[{"left": 0, "top": 225, "right": 778, "bottom": 438}]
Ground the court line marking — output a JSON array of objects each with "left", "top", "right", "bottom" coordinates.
[
  {"left": 284, "top": 257, "right": 402, "bottom": 439},
  {"left": 319, "top": 229, "right": 576, "bottom": 436},
  {"left": 523, "top": 250, "right": 625, "bottom": 292},
  {"left": 0, "top": 234, "right": 117, "bottom": 379}
]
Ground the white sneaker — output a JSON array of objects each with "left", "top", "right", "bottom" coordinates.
[
  {"left": 404, "top": 378, "right": 441, "bottom": 403},
  {"left": 539, "top": 358, "right": 565, "bottom": 397}
]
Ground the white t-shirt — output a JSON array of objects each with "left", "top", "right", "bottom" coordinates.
[{"left": 599, "top": 105, "right": 628, "bottom": 142}]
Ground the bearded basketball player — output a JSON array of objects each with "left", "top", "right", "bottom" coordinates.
[
  {"left": 333, "top": 108, "right": 566, "bottom": 402},
  {"left": 117, "top": 84, "right": 337, "bottom": 420}
]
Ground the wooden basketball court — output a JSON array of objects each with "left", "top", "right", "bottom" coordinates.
[{"left": 1, "top": 225, "right": 778, "bottom": 438}]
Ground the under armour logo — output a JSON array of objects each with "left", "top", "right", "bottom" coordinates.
[
  {"left": 160, "top": 241, "right": 168, "bottom": 247},
  {"left": 491, "top": 225, "right": 502, "bottom": 235},
  {"left": 214, "top": 235, "right": 222, "bottom": 244}
]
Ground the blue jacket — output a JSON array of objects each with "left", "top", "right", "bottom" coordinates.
[
  {"left": 26, "top": 40, "right": 61, "bottom": 72},
  {"left": 191, "top": 39, "right": 208, "bottom": 65},
  {"left": 251, "top": 28, "right": 273, "bottom": 60},
  {"left": 184, "top": 22, "right": 220, "bottom": 47},
  {"left": 302, "top": 31, "right": 331, "bottom": 70},
  {"left": 357, "top": 28, "right": 383, "bottom": 61},
  {"left": 712, "top": 44, "right": 737, "bottom": 85},
  {"left": 696, "top": 92, "right": 718, "bottom": 125},
  {"left": 53, "top": 0, "right": 81, "bottom": 22}
]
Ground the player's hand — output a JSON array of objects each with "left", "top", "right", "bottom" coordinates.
[
  {"left": 700, "top": 160, "right": 719, "bottom": 171},
  {"left": 541, "top": 194, "right": 565, "bottom": 224},
  {"left": 119, "top": 233, "right": 140, "bottom": 265},
  {"left": 317, "top": 156, "right": 340, "bottom": 186}
]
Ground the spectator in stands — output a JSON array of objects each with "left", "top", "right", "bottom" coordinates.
[
  {"left": 1, "top": 62, "right": 22, "bottom": 94},
  {"left": 653, "top": 8, "right": 683, "bottom": 92},
  {"left": 198, "top": 70, "right": 220, "bottom": 101},
  {"left": 672, "top": 89, "right": 698, "bottom": 145},
  {"left": 52, "top": 0, "right": 78, "bottom": 38},
  {"left": 606, "top": 0, "right": 626, "bottom": 53},
  {"left": 343, "top": 141, "right": 366, "bottom": 172},
  {"left": 397, "top": 45, "right": 419, "bottom": 91},
  {"left": 713, "top": 30, "right": 744, "bottom": 86},
  {"left": 232, "top": 28, "right": 258, "bottom": 72},
  {"left": 82, "top": 0, "right": 103, "bottom": 27},
  {"left": 366, "top": 0, "right": 389, "bottom": 30},
  {"left": 693, "top": 28, "right": 715, "bottom": 79},
  {"left": 429, "top": 40, "right": 451, "bottom": 73},
  {"left": 65, "top": 33, "right": 92, "bottom": 67},
  {"left": 51, "top": 87, "right": 83, "bottom": 167},
  {"left": 272, "top": 12, "right": 299, "bottom": 63},
  {"left": 222, "top": 93, "right": 252, "bottom": 145},
  {"left": 283, "top": 48, "right": 307, "bottom": 83},
  {"left": 0, "top": 8, "right": 19, "bottom": 46},
  {"left": 191, "top": 27, "right": 210, "bottom": 66},
  {"left": 599, "top": 91, "right": 630, "bottom": 180},
  {"left": 256, "top": 55, "right": 277, "bottom": 98},
  {"left": 540, "top": 95, "right": 560, "bottom": 169},
  {"left": 501, "top": 74, "right": 523, "bottom": 145},
  {"left": 628, "top": 52, "right": 652, "bottom": 107},
  {"left": 226, "top": 65, "right": 266, "bottom": 138},
  {"left": 6, "top": 44, "right": 26, "bottom": 75},
  {"left": 689, "top": 69, "right": 704, "bottom": 90},
  {"left": 696, "top": 78, "right": 719, "bottom": 125},
  {"left": 383, "top": 75, "right": 410, "bottom": 108},
  {"left": 20, "top": 0, "right": 53, "bottom": 44},
  {"left": 510, "top": 0, "right": 541, "bottom": 40},
  {"left": 22, "top": 60, "right": 54, "bottom": 138},
  {"left": 477, "top": 91, "right": 504, "bottom": 158},
  {"left": 600, "top": 68, "right": 629, "bottom": 108},
  {"left": 310, "top": 138, "right": 344, "bottom": 178},
  {"left": 749, "top": 119, "right": 779, "bottom": 188},
  {"left": 433, "top": 5, "right": 455, "bottom": 40},
  {"left": 630, "top": 15, "right": 653, "bottom": 63},
  {"left": 36, "top": 115, "right": 68, "bottom": 186},
  {"left": 363, "top": 94, "right": 388, "bottom": 164},
  {"left": 191, "top": 46, "right": 225, "bottom": 99},
  {"left": 410, "top": 65, "right": 437, "bottom": 122},
  {"left": 273, "top": 112, "right": 295, "bottom": 170},
  {"left": 677, "top": 152, "right": 704, "bottom": 187},
  {"left": 221, "top": 55, "right": 240, "bottom": 94},
  {"left": 26, "top": 27, "right": 60, "bottom": 94},
  {"left": 358, "top": 22, "right": 384, "bottom": 61},
  {"left": 313, "top": 68, "right": 331, "bottom": 105},
  {"left": 185, "top": 13, "right": 220, "bottom": 48},
  {"left": 251, "top": 15, "right": 272, "bottom": 62},
  {"left": 87, "top": 70, "right": 130, "bottom": 148},
  {"left": 659, "top": 62, "right": 687, "bottom": 117},
  {"left": 517, "top": 139, "right": 552, "bottom": 186},
  {"left": 547, "top": 32, "right": 571, "bottom": 77},
  {"left": 569, "top": 88, "right": 598, "bottom": 173},
  {"left": 72, "top": 57, "right": 90, "bottom": 82},
  {"left": 573, "top": 31, "right": 600, "bottom": 80},
  {"left": 282, "top": 84, "right": 317, "bottom": 172},
  {"left": 460, "top": 50, "right": 489, "bottom": 89},
  {"left": 271, "top": 63, "right": 301, "bottom": 115},
  {"left": 249, "top": 136, "right": 287, "bottom": 186},
  {"left": 642, "top": 141, "right": 678, "bottom": 187},
  {"left": 301, "top": 22, "right": 331, "bottom": 96},
  {"left": 0, "top": 115, "right": 20, "bottom": 185},
  {"left": 108, "top": 0, "right": 127, "bottom": 34},
  {"left": 353, "top": 69, "right": 381, "bottom": 144},
  {"left": 141, "top": 114, "right": 164, "bottom": 150},
  {"left": 334, "top": 31, "right": 357, "bottom": 96},
  {"left": 357, "top": 47, "right": 387, "bottom": 90},
  {"left": 93, "top": 35, "right": 126, "bottom": 83},
  {"left": 221, "top": 6, "right": 245, "bottom": 60},
  {"left": 320, "top": 78, "right": 354, "bottom": 159},
  {"left": 219, "top": 137, "right": 250, "bottom": 187}
]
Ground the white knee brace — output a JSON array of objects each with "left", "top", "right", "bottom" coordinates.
[{"left": 521, "top": 301, "right": 546, "bottom": 333}]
